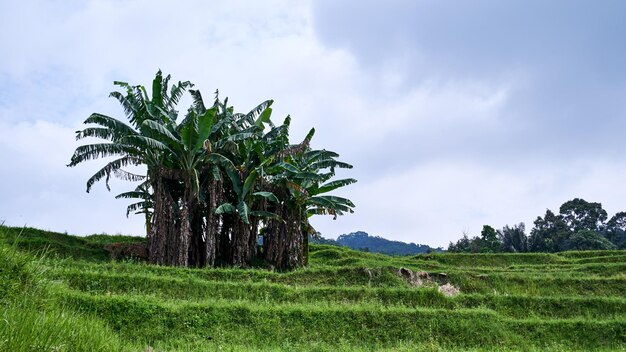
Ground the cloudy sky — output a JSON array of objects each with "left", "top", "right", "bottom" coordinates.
[{"left": 1, "top": 1, "right": 625, "bottom": 247}]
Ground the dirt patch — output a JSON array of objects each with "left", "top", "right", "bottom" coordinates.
[
  {"left": 104, "top": 242, "right": 148, "bottom": 261},
  {"left": 396, "top": 268, "right": 461, "bottom": 296},
  {"left": 438, "top": 283, "right": 460, "bottom": 297},
  {"left": 397, "top": 267, "right": 427, "bottom": 287}
]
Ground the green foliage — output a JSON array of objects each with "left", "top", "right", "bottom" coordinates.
[
  {"left": 562, "top": 230, "right": 616, "bottom": 251},
  {"left": 479, "top": 225, "right": 500, "bottom": 253},
  {"left": 559, "top": 198, "right": 607, "bottom": 232},
  {"left": 450, "top": 198, "right": 626, "bottom": 254},
  {"left": 448, "top": 225, "right": 505, "bottom": 253},
  {"left": 498, "top": 223, "right": 528, "bottom": 253},
  {"left": 447, "top": 233, "right": 473, "bottom": 253},
  {"left": 605, "top": 212, "right": 626, "bottom": 249},
  {"left": 528, "top": 209, "right": 569, "bottom": 252}
]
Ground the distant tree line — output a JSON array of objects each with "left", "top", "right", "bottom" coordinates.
[
  {"left": 311, "top": 231, "right": 442, "bottom": 255},
  {"left": 448, "top": 198, "right": 626, "bottom": 253}
]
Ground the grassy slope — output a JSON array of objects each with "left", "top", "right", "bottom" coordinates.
[
  {"left": 0, "top": 236, "right": 124, "bottom": 351},
  {"left": 0, "top": 225, "right": 144, "bottom": 262},
  {"left": 1, "top": 225, "right": 625, "bottom": 351}
]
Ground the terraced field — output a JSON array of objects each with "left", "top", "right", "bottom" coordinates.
[{"left": 1, "top": 226, "right": 626, "bottom": 351}]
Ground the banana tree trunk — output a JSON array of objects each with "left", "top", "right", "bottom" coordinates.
[
  {"left": 205, "top": 176, "right": 222, "bottom": 267},
  {"left": 188, "top": 205, "right": 205, "bottom": 267},
  {"left": 303, "top": 228, "right": 309, "bottom": 266},
  {"left": 265, "top": 204, "right": 306, "bottom": 270},
  {"left": 148, "top": 171, "right": 175, "bottom": 265},
  {"left": 231, "top": 219, "right": 249, "bottom": 267},
  {"left": 177, "top": 199, "right": 191, "bottom": 267},
  {"left": 285, "top": 210, "right": 304, "bottom": 269},
  {"left": 145, "top": 211, "right": 152, "bottom": 239},
  {"left": 218, "top": 215, "right": 232, "bottom": 265},
  {"left": 247, "top": 218, "right": 259, "bottom": 262}
]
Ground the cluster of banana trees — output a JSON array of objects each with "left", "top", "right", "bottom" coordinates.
[{"left": 68, "top": 71, "right": 356, "bottom": 269}]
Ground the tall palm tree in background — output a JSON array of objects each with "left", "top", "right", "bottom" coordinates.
[{"left": 69, "top": 71, "right": 356, "bottom": 269}]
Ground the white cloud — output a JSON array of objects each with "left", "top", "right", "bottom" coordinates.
[
  {"left": 1, "top": 1, "right": 625, "bottom": 249},
  {"left": 0, "top": 119, "right": 145, "bottom": 235}
]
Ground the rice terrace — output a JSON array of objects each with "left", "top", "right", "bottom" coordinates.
[
  {"left": 2, "top": 224, "right": 626, "bottom": 351},
  {"left": 2, "top": 2, "right": 626, "bottom": 351}
]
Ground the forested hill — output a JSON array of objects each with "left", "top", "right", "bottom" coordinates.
[{"left": 313, "top": 231, "right": 441, "bottom": 255}]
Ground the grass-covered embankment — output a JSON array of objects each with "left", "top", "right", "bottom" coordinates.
[
  {"left": 0, "top": 232, "right": 125, "bottom": 351},
  {"left": 0, "top": 225, "right": 143, "bottom": 262},
  {"left": 1, "top": 224, "right": 625, "bottom": 351}
]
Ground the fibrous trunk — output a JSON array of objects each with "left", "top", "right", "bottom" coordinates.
[
  {"left": 177, "top": 196, "right": 191, "bottom": 267},
  {"left": 247, "top": 218, "right": 259, "bottom": 262},
  {"left": 230, "top": 219, "right": 249, "bottom": 267},
  {"left": 189, "top": 205, "right": 205, "bottom": 267},
  {"left": 148, "top": 170, "right": 175, "bottom": 265},
  {"left": 205, "top": 175, "right": 222, "bottom": 267},
  {"left": 264, "top": 204, "right": 306, "bottom": 270},
  {"left": 148, "top": 168, "right": 192, "bottom": 267}
]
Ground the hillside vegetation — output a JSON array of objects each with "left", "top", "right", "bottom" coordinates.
[
  {"left": 313, "top": 231, "right": 441, "bottom": 255},
  {"left": 1, "top": 225, "right": 625, "bottom": 351}
]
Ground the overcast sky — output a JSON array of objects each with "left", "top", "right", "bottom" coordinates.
[{"left": 1, "top": 1, "right": 625, "bottom": 247}]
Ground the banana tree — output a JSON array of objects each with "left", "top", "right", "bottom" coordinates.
[
  {"left": 211, "top": 112, "right": 280, "bottom": 266},
  {"left": 214, "top": 166, "right": 279, "bottom": 266},
  {"left": 69, "top": 71, "right": 357, "bottom": 270},
  {"left": 185, "top": 90, "right": 276, "bottom": 266},
  {"left": 263, "top": 129, "right": 356, "bottom": 269},
  {"left": 69, "top": 71, "right": 193, "bottom": 265},
  {"left": 136, "top": 102, "right": 222, "bottom": 266}
]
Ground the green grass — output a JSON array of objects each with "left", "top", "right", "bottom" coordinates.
[
  {"left": 48, "top": 270, "right": 626, "bottom": 320},
  {"left": 0, "top": 301, "right": 124, "bottom": 352},
  {"left": 0, "top": 225, "right": 145, "bottom": 262},
  {"left": 2, "top": 225, "right": 626, "bottom": 351},
  {"left": 0, "top": 238, "right": 125, "bottom": 352}
]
